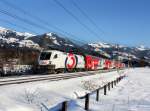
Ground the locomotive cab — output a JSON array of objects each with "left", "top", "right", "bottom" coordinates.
[
  {"left": 38, "top": 51, "right": 55, "bottom": 70},
  {"left": 38, "top": 50, "right": 67, "bottom": 71}
]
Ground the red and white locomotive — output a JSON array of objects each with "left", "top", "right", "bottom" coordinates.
[{"left": 38, "top": 50, "right": 125, "bottom": 73}]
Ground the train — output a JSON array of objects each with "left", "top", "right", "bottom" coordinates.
[{"left": 37, "top": 49, "right": 126, "bottom": 73}]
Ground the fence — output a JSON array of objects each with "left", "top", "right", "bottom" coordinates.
[{"left": 60, "top": 75, "right": 126, "bottom": 111}]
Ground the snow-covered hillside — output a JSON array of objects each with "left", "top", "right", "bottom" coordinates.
[
  {"left": 85, "top": 42, "right": 150, "bottom": 62},
  {"left": 0, "top": 26, "right": 34, "bottom": 38},
  {"left": 0, "top": 26, "right": 150, "bottom": 63},
  {"left": 77, "top": 68, "right": 150, "bottom": 111},
  {"left": 0, "top": 26, "right": 78, "bottom": 51},
  {"left": 0, "top": 26, "right": 39, "bottom": 49},
  {"left": 136, "top": 45, "right": 149, "bottom": 51},
  {"left": 88, "top": 42, "right": 112, "bottom": 48},
  {"left": 29, "top": 32, "right": 76, "bottom": 48}
]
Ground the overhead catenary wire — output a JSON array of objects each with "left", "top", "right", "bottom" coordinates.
[
  {"left": 71, "top": 0, "right": 123, "bottom": 45},
  {"left": 0, "top": 0, "right": 88, "bottom": 45},
  {"left": 0, "top": 0, "right": 68, "bottom": 34},
  {"left": 0, "top": 18, "right": 38, "bottom": 35},
  {"left": 0, "top": 0, "right": 112, "bottom": 57},
  {"left": 0, "top": 9, "right": 54, "bottom": 32},
  {"left": 71, "top": 0, "right": 105, "bottom": 35},
  {"left": 0, "top": 0, "right": 117, "bottom": 46},
  {"left": 52, "top": 0, "right": 103, "bottom": 40}
]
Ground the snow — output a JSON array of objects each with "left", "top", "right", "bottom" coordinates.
[
  {"left": 136, "top": 45, "right": 146, "bottom": 51},
  {"left": 113, "top": 51, "right": 138, "bottom": 59},
  {"left": 46, "top": 33, "right": 55, "bottom": 37},
  {"left": 88, "top": 42, "right": 125, "bottom": 49},
  {"left": 0, "top": 68, "right": 150, "bottom": 111},
  {"left": 0, "top": 70, "right": 124, "bottom": 111},
  {"left": 75, "top": 68, "right": 150, "bottom": 111},
  {"left": 18, "top": 40, "right": 40, "bottom": 48},
  {"left": 16, "top": 32, "right": 35, "bottom": 38},
  {"left": 64, "top": 43, "right": 74, "bottom": 47},
  {"left": 0, "top": 26, "right": 34, "bottom": 38},
  {"left": 53, "top": 39, "right": 60, "bottom": 45},
  {"left": 45, "top": 33, "right": 61, "bottom": 45},
  {"left": 0, "top": 37, "right": 19, "bottom": 44},
  {"left": 0, "top": 26, "right": 8, "bottom": 34},
  {"left": 88, "top": 42, "right": 111, "bottom": 48},
  {"left": 7, "top": 38, "right": 19, "bottom": 43}
]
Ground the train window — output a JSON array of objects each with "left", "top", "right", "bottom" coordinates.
[
  {"left": 54, "top": 54, "right": 58, "bottom": 59},
  {"left": 40, "top": 52, "right": 51, "bottom": 60}
]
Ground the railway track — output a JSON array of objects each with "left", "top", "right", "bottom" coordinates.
[{"left": 0, "top": 69, "right": 122, "bottom": 86}]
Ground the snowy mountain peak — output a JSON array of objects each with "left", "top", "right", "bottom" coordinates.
[
  {"left": 88, "top": 42, "right": 125, "bottom": 49},
  {"left": 0, "top": 26, "right": 35, "bottom": 38},
  {"left": 46, "top": 32, "right": 57, "bottom": 37},
  {"left": 136, "top": 45, "right": 147, "bottom": 51},
  {"left": 16, "top": 32, "right": 35, "bottom": 38},
  {"left": 0, "top": 26, "right": 7, "bottom": 30},
  {"left": 0, "top": 26, "right": 8, "bottom": 34},
  {"left": 88, "top": 42, "right": 111, "bottom": 48}
]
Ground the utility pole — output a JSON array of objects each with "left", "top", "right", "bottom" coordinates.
[
  {"left": 117, "top": 44, "right": 119, "bottom": 61},
  {"left": 128, "top": 54, "right": 130, "bottom": 68},
  {"left": 117, "top": 44, "right": 120, "bottom": 73}
]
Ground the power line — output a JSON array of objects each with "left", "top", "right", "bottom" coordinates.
[
  {"left": 0, "top": 18, "right": 38, "bottom": 34},
  {"left": 0, "top": 0, "right": 88, "bottom": 44},
  {"left": 52, "top": 0, "right": 103, "bottom": 40},
  {"left": 71, "top": 0, "right": 105, "bottom": 35},
  {"left": 0, "top": 0, "right": 62, "bottom": 32},
  {"left": 0, "top": 9, "right": 53, "bottom": 32},
  {"left": 71, "top": 0, "right": 119, "bottom": 45},
  {"left": 0, "top": 0, "right": 67, "bottom": 35}
]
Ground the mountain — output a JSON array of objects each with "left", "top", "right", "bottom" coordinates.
[
  {"left": 0, "top": 26, "right": 150, "bottom": 66},
  {"left": 0, "top": 26, "right": 34, "bottom": 39},
  {"left": 0, "top": 26, "right": 40, "bottom": 49},
  {"left": 0, "top": 27, "right": 109, "bottom": 60},
  {"left": 136, "top": 45, "right": 149, "bottom": 51},
  {"left": 0, "top": 26, "right": 80, "bottom": 51},
  {"left": 84, "top": 42, "right": 150, "bottom": 65},
  {"left": 28, "top": 33, "right": 78, "bottom": 50}
]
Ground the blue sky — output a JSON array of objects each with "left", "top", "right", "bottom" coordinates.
[{"left": 0, "top": 0, "right": 150, "bottom": 47}]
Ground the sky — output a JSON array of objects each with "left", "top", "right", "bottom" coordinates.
[{"left": 0, "top": 0, "right": 150, "bottom": 47}]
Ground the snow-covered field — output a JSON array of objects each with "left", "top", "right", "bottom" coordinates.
[
  {"left": 0, "top": 68, "right": 149, "bottom": 111},
  {"left": 73, "top": 68, "right": 150, "bottom": 111}
]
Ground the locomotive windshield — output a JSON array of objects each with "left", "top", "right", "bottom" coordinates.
[{"left": 40, "top": 52, "right": 51, "bottom": 60}]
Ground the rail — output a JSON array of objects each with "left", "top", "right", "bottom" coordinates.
[{"left": 0, "top": 69, "right": 124, "bottom": 86}]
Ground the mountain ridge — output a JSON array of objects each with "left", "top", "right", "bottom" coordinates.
[{"left": 0, "top": 26, "right": 149, "bottom": 64}]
